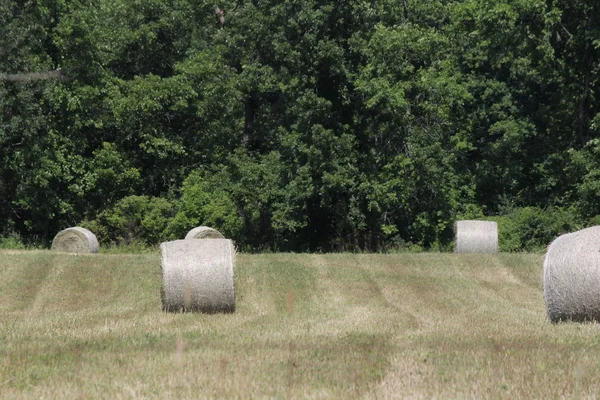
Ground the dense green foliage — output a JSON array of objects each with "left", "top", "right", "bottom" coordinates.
[{"left": 1, "top": 0, "right": 599, "bottom": 251}]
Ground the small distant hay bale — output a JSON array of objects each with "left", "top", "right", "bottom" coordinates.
[
  {"left": 51, "top": 227, "right": 99, "bottom": 254},
  {"left": 185, "top": 226, "right": 225, "bottom": 240},
  {"left": 454, "top": 220, "right": 498, "bottom": 253},
  {"left": 543, "top": 226, "right": 600, "bottom": 323},
  {"left": 160, "top": 239, "right": 235, "bottom": 313}
]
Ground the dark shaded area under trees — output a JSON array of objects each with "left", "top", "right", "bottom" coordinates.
[{"left": 1, "top": 0, "right": 599, "bottom": 252}]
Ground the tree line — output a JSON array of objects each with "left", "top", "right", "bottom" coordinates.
[{"left": 1, "top": 0, "right": 599, "bottom": 251}]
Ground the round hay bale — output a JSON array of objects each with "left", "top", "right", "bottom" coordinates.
[
  {"left": 51, "top": 227, "right": 99, "bottom": 254},
  {"left": 160, "top": 239, "right": 235, "bottom": 313},
  {"left": 184, "top": 226, "right": 225, "bottom": 240},
  {"left": 543, "top": 226, "right": 600, "bottom": 323},
  {"left": 454, "top": 220, "right": 498, "bottom": 253}
]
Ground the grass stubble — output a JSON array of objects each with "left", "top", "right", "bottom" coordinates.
[{"left": 0, "top": 251, "right": 599, "bottom": 398}]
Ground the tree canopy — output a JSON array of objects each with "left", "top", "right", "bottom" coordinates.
[{"left": 1, "top": 0, "right": 599, "bottom": 251}]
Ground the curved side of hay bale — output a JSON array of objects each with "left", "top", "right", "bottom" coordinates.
[
  {"left": 51, "top": 227, "right": 99, "bottom": 254},
  {"left": 454, "top": 220, "right": 498, "bottom": 253},
  {"left": 160, "top": 239, "right": 235, "bottom": 313},
  {"left": 184, "top": 226, "right": 225, "bottom": 240},
  {"left": 543, "top": 226, "right": 600, "bottom": 323}
]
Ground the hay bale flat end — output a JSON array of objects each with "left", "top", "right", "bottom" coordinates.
[
  {"left": 185, "top": 226, "right": 225, "bottom": 239},
  {"left": 544, "top": 226, "right": 600, "bottom": 323},
  {"left": 51, "top": 227, "right": 99, "bottom": 254}
]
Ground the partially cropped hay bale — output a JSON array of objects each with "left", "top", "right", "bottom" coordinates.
[
  {"left": 185, "top": 226, "right": 225, "bottom": 239},
  {"left": 51, "top": 227, "right": 99, "bottom": 254},
  {"left": 454, "top": 220, "right": 498, "bottom": 253},
  {"left": 160, "top": 239, "right": 235, "bottom": 313},
  {"left": 544, "top": 226, "right": 600, "bottom": 323}
]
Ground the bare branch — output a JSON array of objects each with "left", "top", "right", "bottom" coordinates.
[
  {"left": 561, "top": 23, "right": 573, "bottom": 40},
  {"left": 0, "top": 70, "right": 65, "bottom": 82},
  {"left": 215, "top": 6, "right": 225, "bottom": 26}
]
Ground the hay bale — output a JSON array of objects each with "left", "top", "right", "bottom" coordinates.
[
  {"left": 160, "top": 239, "right": 235, "bottom": 313},
  {"left": 51, "top": 227, "right": 99, "bottom": 254},
  {"left": 185, "top": 226, "right": 225, "bottom": 240},
  {"left": 543, "top": 226, "right": 600, "bottom": 323},
  {"left": 454, "top": 220, "right": 498, "bottom": 253}
]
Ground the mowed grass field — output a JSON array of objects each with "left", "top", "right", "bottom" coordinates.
[{"left": 1, "top": 251, "right": 600, "bottom": 399}]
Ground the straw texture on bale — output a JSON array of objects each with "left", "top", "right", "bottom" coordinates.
[
  {"left": 160, "top": 239, "right": 235, "bottom": 313},
  {"left": 454, "top": 220, "right": 498, "bottom": 253},
  {"left": 185, "top": 226, "right": 225, "bottom": 239},
  {"left": 543, "top": 226, "right": 600, "bottom": 323},
  {"left": 51, "top": 227, "right": 99, "bottom": 254}
]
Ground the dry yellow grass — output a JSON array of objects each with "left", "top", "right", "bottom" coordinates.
[{"left": 0, "top": 251, "right": 598, "bottom": 398}]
